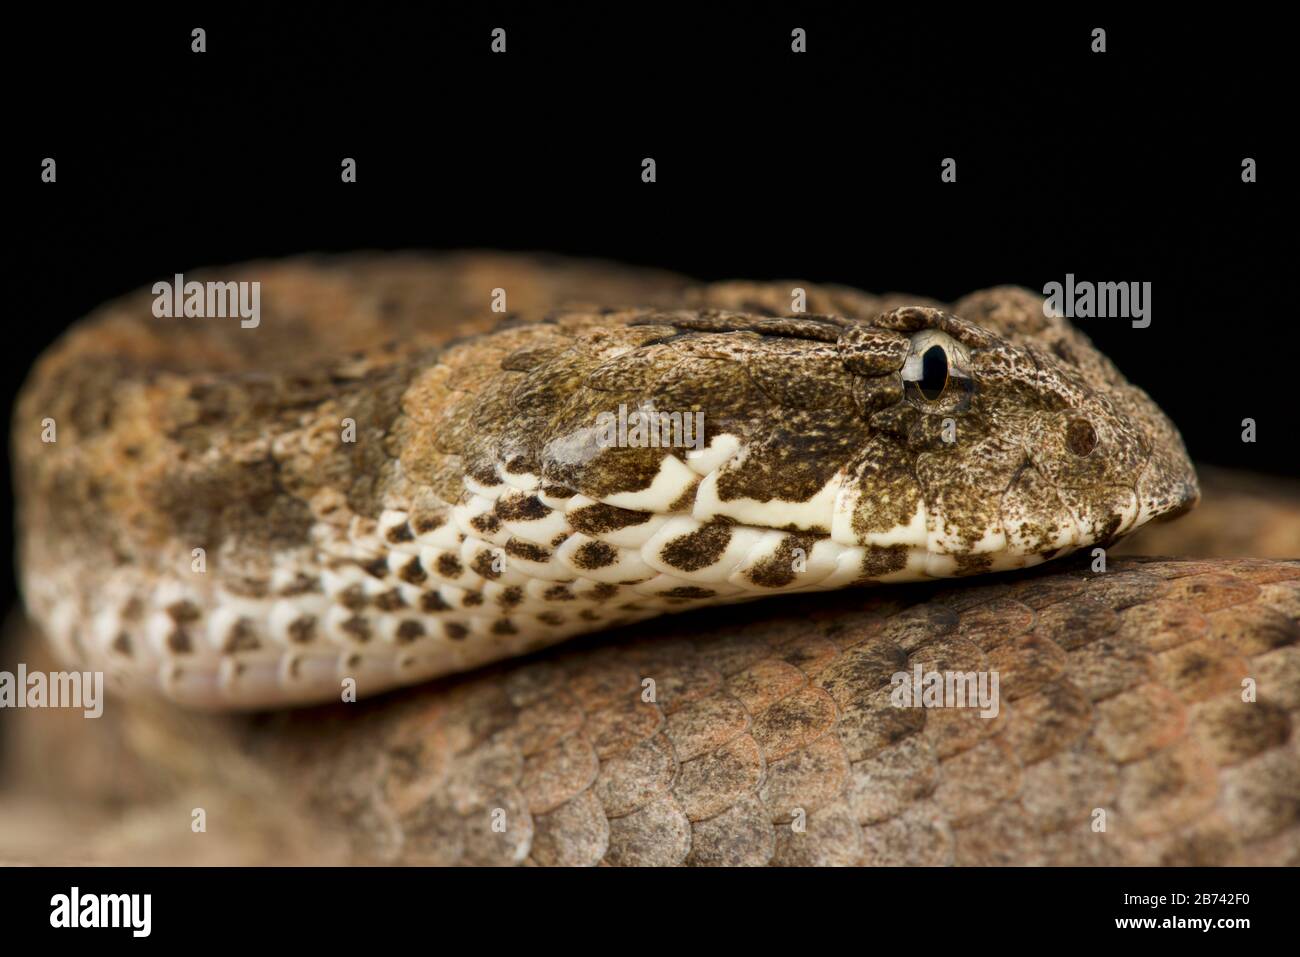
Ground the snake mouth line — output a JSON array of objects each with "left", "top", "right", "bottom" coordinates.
[{"left": 1149, "top": 488, "right": 1199, "bottom": 523}]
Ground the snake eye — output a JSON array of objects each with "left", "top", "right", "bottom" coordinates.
[
  {"left": 1065, "top": 418, "right": 1098, "bottom": 456},
  {"left": 902, "top": 329, "right": 971, "bottom": 407},
  {"left": 916, "top": 346, "right": 948, "bottom": 400}
]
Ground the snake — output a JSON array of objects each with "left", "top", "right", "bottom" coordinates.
[{"left": 9, "top": 253, "right": 1297, "bottom": 865}]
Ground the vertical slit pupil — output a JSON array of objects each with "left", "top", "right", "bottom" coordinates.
[{"left": 919, "top": 346, "right": 948, "bottom": 400}]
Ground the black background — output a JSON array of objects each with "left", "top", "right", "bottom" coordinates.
[{"left": 7, "top": 5, "right": 1292, "bottom": 609}]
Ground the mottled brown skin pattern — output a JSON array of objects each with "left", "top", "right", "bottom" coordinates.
[
  {"left": 12, "top": 254, "right": 1284, "bottom": 865},
  {"left": 2, "top": 558, "right": 1296, "bottom": 865},
  {"left": 262, "top": 559, "right": 1300, "bottom": 865},
  {"left": 13, "top": 252, "right": 690, "bottom": 588},
  {"left": 13, "top": 255, "right": 1199, "bottom": 708}
]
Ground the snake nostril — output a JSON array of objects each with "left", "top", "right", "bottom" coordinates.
[{"left": 1065, "top": 419, "right": 1098, "bottom": 457}]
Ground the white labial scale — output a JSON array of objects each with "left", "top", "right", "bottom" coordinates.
[
  {"left": 413, "top": 517, "right": 463, "bottom": 551},
  {"left": 984, "top": 550, "right": 1037, "bottom": 573},
  {"left": 561, "top": 493, "right": 604, "bottom": 512},
  {"left": 834, "top": 488, "right": 930, "bottom": 549},
  {"left": 384, "top": 548, "right": 419, "bottom": 577},
  {"left": 538, "top": 487, "right": 575, "bottom": 510},
  {"left": 562, "top": 494, "right": 669, "bottom": 548},
  {"left": 513, "top": 597, "right": 565, "bottom": 618},
  {"left": 1134, "top": 500, "right": 1163, "bottom": 527},
  {"left": 972, "top": 526, "right": 1010, "bottom": 553},
  {"left": 876, "top": 547, "right": 935, "bottom": 583},
  {"left": 927, "top": 520, "right": 1008, "bottom": 558},
  {"left": 684, "top": 433, "right": 741, "bottom": 477},
  {"left": 604, "top": 514, "right": 669, "bottom": 549},
  {"left": 1113, "top": 491, "right": 1141, "bottom": 536},
  {"left": 204, "top": 604, "right": 258, "bottom": 656},
  {"left": 809, "top": 545, "right": 931, "bottom": 587},
  {"left": 322, "top": 605, "right": 365, "bottom": 645},
  {"left": 90, "top": 579, "right": 146, "bottom": 657},
  {"left": 320, "top": 563, "right": 371, "bottom": 601},
  {"left": 416, "top": 546, "right": 466, "bottom": 586},
  {"left": 269, "top": 558, "right": 322, "bottom": 593},
  {"left": 500, "top": 470, "right": 542, "bottom": 492},
  {"left": 267, "top": 596, "right": 328, "bottom": 646},
  {"left": 521, "top": 577, "right": 579, "bottom": 602},
  {"left": 628, "top": 573, "right": 746, "bottom": 598},
  {"left": 829, "top": 484, "right": 860, "bottom": 546},
  {"left": 452, "top": 496, "right": 511, "bottom": 546},
  {"left": 1003, "top": 506, "right": 1077, "bottom": 554},
  {"left": 554, "top": 534, "right": 657, "bottom": 584},
  {"left": 359, "top": 569, "right": 401, "bottom": 600},
  {"left": 727, "top": 532, "right": 844, "bottom": 591},
  {"left": 385, "top": 539, "right": 423, "bottom": 561},
  {"left": 501, "top": 506, "right": 571, "bottom": 547},
  {"left": 463, "top": 475, "right": 505, "bottom": 500},
  {"left": 150, "top": 577, "right": 204, "bottom": 615},
  {"left": 90, "top": 605, "right": 126, "bottom": 658},
  {"left": 812, "top": 546, "right": 869, "bottom": 589},
  {"left": 480, "top": 580, "right": 530, "bottom": 609},
  {"left": 378, "top": 508, "right": 412, "bottom": 540},
  {"left": 639, "top": 516, "right": 765, "bottom": 584},
  {"left": 923, "top": 552, "right": 959, "bottom": 577},
  {"left": 345, "top": 514, "right": 386, "bottom": 550},
  {"left": 601, "top": 454, "right": 698, "bottom": 512},
  {"left": 373, "top": 614, "right": 416, "bottom": 645},
  {"left": 211, "top": 591, "right": 275, "bottom": 627},
  {"left": 396, "top": 581, "right": 428, "bottom": 608},
  {"left": 458, "top": 536, "right": 530, "bottom": 587},
  {"left": 1062, "top": 500, "right": 1102, "bottom": 547},
  {"left": 315, "top": 532, "right": 362, "bottom": 563},
  {"left": 922, "top": 509, "right": 958, "bottom": 557},
  {"left": 143, "top": 610, "right": 182, "bottom": 661},
  {"left": 803, "top": 538, "right": 858, "bottom": 588},
  {"left": 459, "top": 616, "right": 501, "bottom": 641},
  {"left": 693, "top": 468, "right": 842, "bottom": 533},
  {"left": 499, "top": 548, "right": 577, "bottom": 583},
  {"left": 435, "top": 583, "right": 472, "bottom": 611},
  {"left": 425, "top": 616, "right": 471, "bottom": 644}
]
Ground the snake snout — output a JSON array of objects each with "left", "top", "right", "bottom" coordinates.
[
  {"left": 1150, "top": 479, "right": 1200, "bottom": 523},
  {"left": 1134, "top": 443, "right": 1200, "bottom": 527}
]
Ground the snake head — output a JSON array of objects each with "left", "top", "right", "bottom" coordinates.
[
  {"left": 464, "top": 287, "right": 1196, "bottom": 590},
  {"left": 833, "top": 289, "right": 1199, "bottom": 573}
]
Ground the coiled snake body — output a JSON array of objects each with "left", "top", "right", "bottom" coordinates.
[{"left": 9, "top": 254, "right": 1296, "bottom": 865}]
